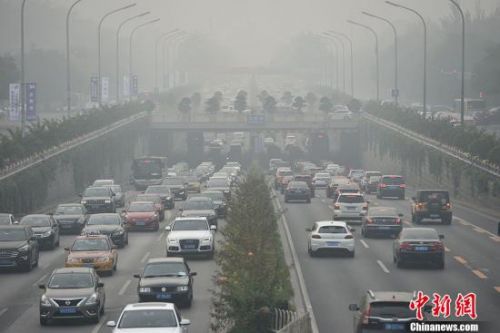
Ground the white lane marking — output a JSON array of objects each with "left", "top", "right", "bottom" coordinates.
[
  {"left": 0, "top": 308, "right": 8, "bottom": 317},
  {"left": 33, "top": 273, "right": 48, "bottom": 287},
  {"left": 91, "top": 315, "right": 107, "bottom": 333},
  {"left": 360, "top": 240, "right": 369, "bottom": 249},
  {"left": 156, "top": 232, "right": 165, "bottom": 242},
  {"left": 455, "top": 216, "right": 498, "bottom": 239},
  {"left": 119, "top": 279, "right": 131, "bottom": 296},
  {"left": 376, "top": 260, "right": 390, "bottom": 274},
  {"left": 489, "top": 236, "right": 500, "bottom": 242},
  {"left": 140, "top": 251, "right": 151, "bottom": 263},
  {"left": 444, "top": 246, "right": 451, "bottom": 252}
]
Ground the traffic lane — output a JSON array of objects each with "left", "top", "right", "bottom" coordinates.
[{"left": 369, "top": 194, "right": 500, "bottom": 286}]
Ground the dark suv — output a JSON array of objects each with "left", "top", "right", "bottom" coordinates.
[
  {"left": 411, "top": 190, "right": 452, "bottom": 225},
  {"left": 377, "top": 175, "right": 405, "bottom": 200},
  {"left": 0, "top": 225, "right": 39, "bottom": 272},
  {"left": 349, "top": 290, "right": 428, "bottom": 332},
  {"left": 294, "top": 175, "right": 315, "bottom": 197},
  {"left": 80, "top": 186, "right": 116, "bottom": 213}
]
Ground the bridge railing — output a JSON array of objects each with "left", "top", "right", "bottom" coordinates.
[{"left": 271, "top": 309, "right": 312, "bottom": 333}]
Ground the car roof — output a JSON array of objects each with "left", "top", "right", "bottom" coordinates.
[
  {"left": 338, "top": 184, "right": 360, "bottom": 190},
  {"left": 75, "top": 234, "right": 109, "bottom": 240},
  {"left": 53, "top": 267, "right": 94, "bottom": 274},
  {"left": 57, "top": 203, "right": 83, "bottom": 207},
  {"left": 315, "top": 221, "right": 348, "bottom": 228},
  {"left": 147, "top": 257, "right": 185, "bottom": 264},
  {"left": 174, "top": 217, "right": 208, "bottom": 222},
  {"left": 123, "top": 302, "right": 175, "bottom": 311},
  {"left": 381, "top": 174, "right": 403, "bottom": 178},
  {"left": 89, "top": 213, "right": 120, "bottom": 217},
  {"left": 367, "top": 291, "right": 416, "bottom": 303}
]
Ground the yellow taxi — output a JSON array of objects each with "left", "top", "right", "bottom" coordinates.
[
  {"left": 64, "top": 234, "right": 118, "bottom": 275},
  {"left": 184, "top": 176, "right": 201, "bottom": 193}
]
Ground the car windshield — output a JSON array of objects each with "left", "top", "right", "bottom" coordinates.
[
  {"left": 338, "top": 195, "right": 364, "bottom": 203},
  {"left": 94, "top": 180, "right": 113, "bottom": 186},
  {"left": 146, "top": 186, "right": 170, "bottom": 195},
  {"left": 55, "top": 206, "right": 83, "bottom": 215},
  {"left": 163, "top": 178, "right": 184, "bottom": 186},
  {"left": 278, "top": 170, "right": 293, "bottom": 176},
  {"left": 136, "top": 195, "right": 160, "bottom": 203},
  {"left": 184, "top": 200, "right": 213, "bottom": 210},
  {"left": 420, "top": 191, "right": 449, "bottom": 203},
  {"left": 0, "top": 228, "right": 26, "bottom": 241},
  {"left": 208, "top": 179, "right": 229, "bottom": 187},
  {"left": 402, "top": 229, "right": 439, "bottom": 240},
  {"left": 110, "top": 185, "right": 122, "bottom": 193},
  {"left": 315, "top": 174, "right": 330, "bottom": 179},
  {"left": 350, "top": 170, "right": 363, "bottom": 176},
  {"left": 71, "top": 238, "right": 110, "bottom": 251},
  {"left": 20, "top": 215, "right": 50, "bottom": 227},
  {"left": 87, "top": 215, "right": 120, "bottom": 225},
  {"left": 0, "top": 215, "right": 11, "bottom": 225},
  {"left": 48, "top": 273, "right": 94, "bottom": 289},
  {"left": 198, "top": 192, "right": 224, "bottom": 201},
  {"left": 172, "top": 220, "right": 208, "bottom": 231},
  {"left": 128, "top": 202, "right": 155, "bottom": 212},
  {"left": 83, "top": 187, "right": 109, "bottom": 197},
  {"left": 382, "top": 176, "right": 404, "bottom": 185},
  {"left": 370, "top": 302, "right": 415, "bottom": 318},
  {"left": 118, "top": 309, "right": 177, "bottom": 328},
  {"left": 318, "top": 226, "right": 347, "bottom": 234},
  {"left": 143, "top": 262, "right": 188, "bottom": 277}
]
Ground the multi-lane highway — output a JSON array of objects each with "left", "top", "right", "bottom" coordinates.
[{"left": 278, "top": 184, "right": 499, "bottom": 333}]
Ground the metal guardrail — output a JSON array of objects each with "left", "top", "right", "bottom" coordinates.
[
  {"left": 272, "top": 309, "right": 312, "bottom": 333},
  {"left": 363, "top": 113, "right": 500, "bottom": 179},
  {"left": 0, "top": 112, "right": 148, "bottom": 182}
]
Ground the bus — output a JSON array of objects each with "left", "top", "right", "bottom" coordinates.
[{"left": 130, "top": 156, "right": 167, "bottom": 190}]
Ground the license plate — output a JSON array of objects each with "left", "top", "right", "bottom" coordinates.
[
  {"left": 183, "top": 244, "right": 196, "bottom": 249},
  {"left": 346, "top": 207, "right": 355, "bottom": 210},
  {"left": 415, "top": 246, "right": 428, "bottom": 251},
  {"left": 430, "top": 214, "right": 439, "bottom": 218},
  {"left": 83, "top": 263, "right": 94, "bottom": 267},
  {"left": 326, "top": 241, "right": 339, "bottom": 247},
  {"left": 59, "top": 307, "right": 77, "bottom": 314},
  {"left": 156, "top": 293, "right": 171, "bottom": 300},
  {"left": 384, "top": 323, "right": 405, "bottom": 330},
  {"left": 135, "top": 221, "right": 145, "bottom": 226},
  {"left": 378, "top": 226, "right": 391, "bottom": 230}
]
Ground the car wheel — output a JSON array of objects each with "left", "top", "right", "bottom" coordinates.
[
  {"left": 92, "top": 308, "right": 101, "bottom": 324},
  {"left": 393, "top": 254, "right": 397, "bottom": 263},
  {"left": 100, "top": 304, "right": 105, "bottom": 315},
  {"left": 55, "top": 235, "right": 60, "bottom": 247},
  {"left": 22, "top": 255, "right": 33, "bottom": 272},
  {"left": 40, "top": 317, "right": 48, "bottom": 326},
  {"left": 362, "top": 228, "right": 369, "bottom": 238},
  {"left": 34, "top": 253, "right": 39, "bottom": 267},
  {"left": 308, "top": 246, "right": 316, "bottom": 257},
  {"left": 125, "top": 233, "right": 129, "bottom": 245}
]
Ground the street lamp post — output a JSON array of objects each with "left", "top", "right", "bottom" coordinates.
[
  {"left": 386, "top": 1, "right": 427, "bottom": 116},
  {"left": 115, "top": 11, "right": 150, "bottom": 102},
  {"left": 97, "top": 3, "right": 136, "bottom": 105},
  {"left": 154, "top": 30, "right": 180, "bottom": 94},
  {"left": 329, "top": 30, "right": 354, "bottom": 98},
  {"left": 129, "top": 18, "right": 161, "bottom": 98},
  {"left": 362, "top": 11, "right": 399, "bottom": 105},
  {"left": 325, "top": 32, "right": 346, "bottom": 94},
  {"left": 20, "top": 0, "right": 27, "bottom": 134},
  {"left": 319, "top": 35, "right": 339, "bottom": 91},
  {"left": 348, "top": 20, "right": 380, "bottom": 101},
  {"left": 162, "top": 32, "right": 186, "bottom": 90},
  {"left": 449, "top": 0, "right": 466, "bottom": 126}
]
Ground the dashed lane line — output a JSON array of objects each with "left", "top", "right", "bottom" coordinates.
[
  {"left": 444, "top": 246, "right": 451, "bottom": 252},
  {"left": 91, "top": 315, "right": 107, "bottom": 333},
  {"left": 455, "top": 217, "right": 498, "bottom": 239},
  {"left": 473, "top": 227, "right": 487, "bottom": 234},
  {"left": 489, "top": 236, "right": 500, "bottom": 242},
  {"left": 494, "top": 286, "right": 500, "bottom": 293},
  {"left": 454, "top": 256, "right": 467, "bottom": 265},
  {"left": 472, "top": 270, "right": 488, "bottom": 279},
  {"left": 119, "top": 279, "right": 131, "bottom": 296},
  {"left": 359, "top": 240, "right": 370, "bottom": 249},
  {"left": 0, "top": 308, "right": 8, "bottom": 317},
  {"left": 140, "top": 251, "right": 151, "bottom": 263},
  {"left": 456, "top": 218, "right": 471, "bottom": 226},
  {"left": 376, "top": 260, "right": 390, "bottom": 274}
]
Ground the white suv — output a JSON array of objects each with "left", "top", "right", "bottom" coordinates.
[
  {"left": 333, "top": 193, "right": 368, "bottom": 223},
  {"left": 166, "top": 217, "right": 216, "bottom": 258}
]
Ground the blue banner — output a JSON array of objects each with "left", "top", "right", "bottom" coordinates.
[{"left": 25, "top": 82, "right": 37, "bottom": 121}]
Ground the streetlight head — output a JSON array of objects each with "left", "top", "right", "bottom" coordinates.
[
  {"left": 385, "top": 1, "right": 400, "bottom": 7},
  {"left": 123, "top": 3, "right": 137, "bottom": 9},
  {"left": 138, "top": 11, "right": 150, "bottom": 17}
]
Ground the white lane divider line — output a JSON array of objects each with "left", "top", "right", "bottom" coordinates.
[
  {"left": 91, "top": 315, "right": 107, "bottom": 333},
  {"left": 472, "top": 270, "right": 488, "bottom": 279},
  {"left": 494, "top": 286, "right": 500, "bottom": 293},
  {"left": 456, "top": 218, "right": 470, "bottom": 226},
  {"left": 140, "top": 251, "right": 151, "bottom": 263},
  {"left": 359, "top": 240, "right": 370, "bottom": 249},
  {"left": 489, "top": 236, "right": 500, "bottom": 242},
  {"left": 0, "top": 308, "right": 8, "bottom": 317},
  {"left": 119, "top": 279, "right": 132, "bottom": 296},
  {"left": 455, "top": 217, "right": 498, "bottom": 239},
  {"left": 376, "top": 260, "right": 390, "bottom": 274},
  {"left": 156, "top": 232, "right": 165, "bottom": 242},
  {"left": 33, "top": 273, "right": 48, "bottom": 287},
  {"left": 454, "top": 256, "right": 467, "bottom": 265},
  {"left": 444, "top": 246, "right": 451, "bottom": 252},
  {"left": 473, "top": 227, "right": 487, "bottom": 234}
]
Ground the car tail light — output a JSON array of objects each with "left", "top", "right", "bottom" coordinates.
[
  {"left": 345, "top": 235, "right": 353, "bottom": 239},
  {"left": 362, "top": 305, "right": 371, "bottom": 324},
  {"left": 395, "top": 218, "right": 401, "bottom": 224},
  {"left": 444, "top": 203, "right": 451, "bottom": 209},
  {"left": 417, "top": 203, "right": 424, "bottom": 209},
  {"left": 312, "top": 234, "right": 321, "bottom": 239},
  {"left": 432, "top": 242, "right": 444, "bottom": 251},
  {"left": 400, "top": 242, "right": 412, "bottom": 250},
  {"left": 379, "top": 183, "right": 387, "bottom": 188},
  {"left": 362, "top": 205, "right": 368, "bottom": 210},
  {"left": 399, "top": 184, "right": 406, "bottom": 188},
  {"left": 334, "top": 204, "right": 340, "bottom": 209},
  {"left": 365, "top": 218, "right": 373, "bottom": 224}
]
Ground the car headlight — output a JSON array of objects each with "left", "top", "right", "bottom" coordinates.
[
  {"left": 113, "top": 229, "right": 124, "bottom": 235},
  {"left": 139, "top": 287, "right": 151, "bottom": 293},
  {"left": 104, "top": 199, "right": 111, "bottom": 204},
  {"left": 77, "top": 217, "right": 85, "bottom": 224},
  {"left": 166, "top": 196, "right": 172, "bottom": 200},
  {"left": 96, "top": 256, "right": 111, "bottom": 263},
  {"left": 85, "top": 293, "right": 98, "bottom": 305},
  {"left": 40, "top": 294, "right": 51, "bottom": 306},
  {"left": 42, "top": 230, "right": 53, "bottom": 237},
  {"left": 201, "top": 238, "right": 212, "bottom": 243},
  {"left": 18, "top": 244, "right": 30, "bottom": 252},
  {"left": 81, "top": 200, "right": 87, "bottom": 204},
  {"left": 177, "top": 286, "right": 189, "bottom": 292},
  {"left": 167, "top": 238, "right": 179, "bottom": 244}
]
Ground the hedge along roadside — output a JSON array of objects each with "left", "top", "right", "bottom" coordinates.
[{"left": 211, "top": 168, "right": 293, "bottom": 333}]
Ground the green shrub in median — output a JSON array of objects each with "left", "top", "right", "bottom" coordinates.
[{"left": 211, "top": 168, "right": 292, "bottom": 333}]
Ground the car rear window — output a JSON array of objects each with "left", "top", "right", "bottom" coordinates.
[
  {"left": 338, "top": 195, "right": 364, "bottom": 203},
  {"left": 370, "top": 302, "right": 414, "bottom": 318},
  {"left": 279, "top": 171, "right": 293, "bottom": 176},
  {"left": 318, "top": 226, "right": 347, "bottom": 233},
  {"left": 419, "top": 191, "right": 449, "bottom": 203},
  {"left": 381, "top": 176, "right": 404, "bottom": 185}
]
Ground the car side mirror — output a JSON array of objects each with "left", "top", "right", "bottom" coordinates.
[
  {"left": 210, "top": 225, "right": 217, "bottom": 231},
  {"left": 398, "top": 213, "right": 404, "bottom": 217},
  {"left": 165, "top": 225, "right": 172, "bottom": 231},
  {"left": 439, "top": 234, "right": 445, "bottom": 240},
  {"left": 180, "top": 318, "right": 191, "bottom": 326},
  {"left": 38, "top": 284, "right": 46, "bottom": 290},
  {"left": 106, "top": 321, "right": 117, "bottom": 327},
  {"left": 190, "top": 272, "right": 197, "bottom": 276},
  {"left": 97, "top": 282, "right": 104, "bottom": 288},
  {"left": 348, "top": 304, "right": 359, "bottom": 311}
]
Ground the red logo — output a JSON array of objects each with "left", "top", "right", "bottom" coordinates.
[{"left": 409, "top": 291, "right": 478, "bottom": 320}]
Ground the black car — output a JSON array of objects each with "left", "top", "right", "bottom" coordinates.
[
  {"left": 393, "top": 228, "right": 445, "bottom": 269},
  {"left": 145, "top": 185, "right": 175, "bottom": 209},
  {"left": 349, "top": 290, "right": 428, "bottom": 333},
  {"left": 284, "top": 181, "right": 311, "bottom": 203},
  {"left": 39, "top": 267, "right": 105, "bottom": 325},
  {"left": 362, "top": 207, "right": 403, "bottom": 238},
  {"left": 162, "top": 178, "right": 188, "bottom": 201},
  {"left": 53, "top": 203, "right": 88, "bottom": 234},
  {"left": 80, "top": 186, "right": 116, "bottom": 213},
  {"left": 193, "top": 191, "right": 227, "bottom": 217},
  {"left": 179, "top": 197, "right": 218, "bottom": 227},
  {"left": 134, "top": 257, "right": 196, "bottom": 307},
  {"left": 19, "top": 214, "right": 60, "bottom": 250},
  {"left": 82, "top": 213, "right": 128, "bottom": 247},
  {"left": 0, "top": 225, "right": 39, "bottom": 271},
  {"left": 411, "top": 190, "right": 452, "bottom": 225},
  {"left": 377, "top": 175, "right": 406, "bottom": 200}
]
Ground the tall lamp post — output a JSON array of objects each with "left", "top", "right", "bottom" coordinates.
[
  {"left": 154, "top": 29, "right": 180, "bottom": 93},
  {"left": 97, "top": 3, "right": 136, "bottom": 105},
  {"left": 362, "top": 11, "right": 399, "bottom": 105},
  {"left": 115, "top": 11, "right": 150, "bottom": 102},
  {"left": 324, "top": 32, "right": 346, "bottom": 94},
  {"left": 65, "top": 0, "right": 86, "bottom": 115},
  {"left": 163, "top": 32, "right": 186, "bottom": 90},
  {"left": 386, "top": 1, "right": 427, "bottom": 116},
  {"left": 128, "top": 18, "right": 161, "bottom": 98},
  {"left": 20, "top": 0, "right": 28, "bottom": 133},
  {"left": 348, "top": 20, "right": 380, "bottom": 101},
  {"left": 319, "top": 35, "right": 339, "bottom": 91},
  {"left": 329, "top": 30, "right": 354, "bottom": 98},
  {"left": 449, "top": 0, "right": 466, "bottom": 126}
]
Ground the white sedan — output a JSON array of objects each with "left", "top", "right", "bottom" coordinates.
[{"left": 307, "top": 221, "right": 355, "bottom": 257}]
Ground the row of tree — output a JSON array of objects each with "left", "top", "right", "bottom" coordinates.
[
  {"left": 366, "top": 101, "right": 500, "bottom": 167},
  {"left": 211, "top": 169, "right": 292, "bottom": 332},
  {"left": 0, "top": 101, "right": 153, "bottom": 169}
]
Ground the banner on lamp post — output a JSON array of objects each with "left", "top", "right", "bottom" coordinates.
[
  {"left": 9, "top": 83, "right": 20, "bottom": 122},
  {"left": 90, "top": 76, "right": 99, "bottom": 102},
  {"left": 101, "top": 77, "right": 109, "bottom": 102},
  {"left": 123, "top": 75, "right": 130, "bottom": 97},
  {"left": 25, "top": 82, "right": 37, "bottom": 121},
  {"left": 131, "top": 75, "right": 138, "bottom": 96}
]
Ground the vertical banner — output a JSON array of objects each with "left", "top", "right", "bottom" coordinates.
[
  {"left": 9, "top": 83, "right": 20, "bottom": 122},
  {"left": 131, "top": 75, "right": 138, "bottom": 96},
  {"left": 123, "top": 75, "right": 130, "bottom": 97},
  {"left": 25, "top": 82, "right": 37, "bottom": 121},
  {"left": 90, "top": 76, "right": 99, "bottom": 102},
  {"left": 101, "top": 77, "right": 109, "bottom": 102}
]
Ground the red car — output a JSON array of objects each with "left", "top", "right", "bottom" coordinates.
[{"left": 123, "top": 201, "right": 160, "bottom": 231}]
